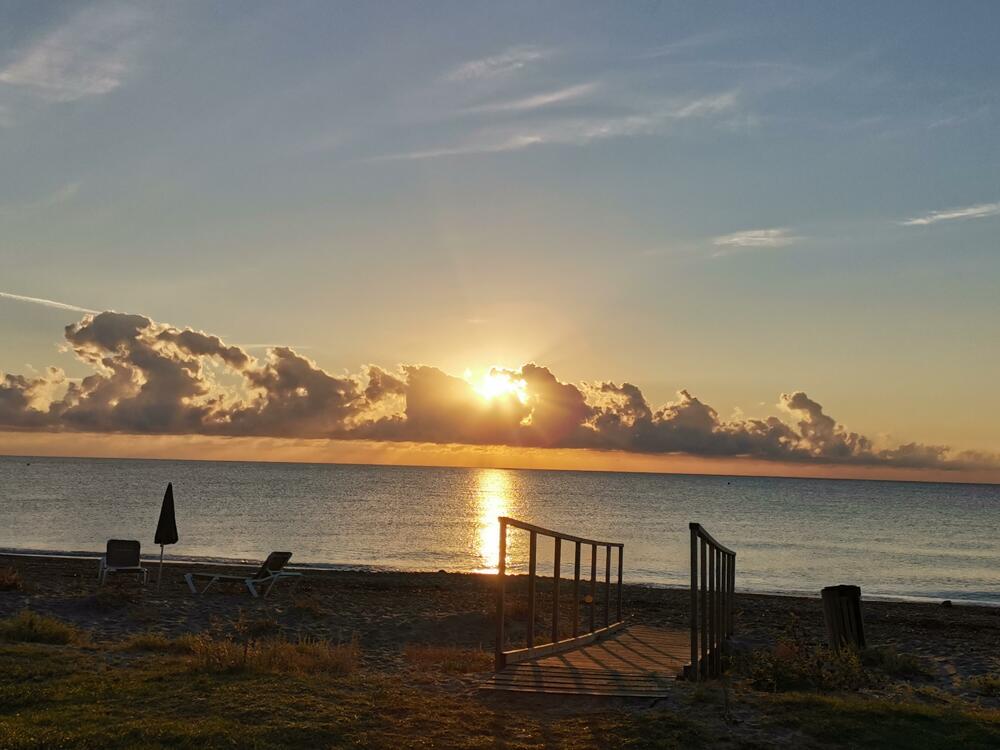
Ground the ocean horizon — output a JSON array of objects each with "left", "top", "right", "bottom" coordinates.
[{"left": 2, "top": 454, "right": 997, "bottom": 606}]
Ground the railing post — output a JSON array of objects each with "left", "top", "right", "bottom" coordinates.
[
  {"left": 699, "top": 538, "right": 707, "bottom": 676},
  {"left": 708, "top": 543, "right": 716, "bottom": 677},
  {"left": 616, "top": 545, "right": 623, "bottom": 624},
  {"left": 724, "top": 553, "right": 731, "bottom": 640},
  {"left": 689, "top": 525, "right": 698, "bottom": 682},
  {"left": 572, "top": 541, "right": 581, "bottom": 638},
  {"left": 495, "top": 518, "right": 507, "bottom": 671},
  {"left": 552, "top": 537, "right": 561, "bottom": 644},
  {"left": 527, "top": 530, "right": 537, "bottom": 649},
  {"left": 715, "top": 548, "right": 722, "bottom": 674},
  {"left": 729, "top": 553, "right": 736, "bottom": 638},
  {"left": 589, "top": 543, "right": 597, "bottom": 633},
  {"left": 604, "top": 545, "right": 611, "bottom": 628}
]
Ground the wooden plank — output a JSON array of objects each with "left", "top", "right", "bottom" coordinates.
[
  {"left": 486, "top": 625, "right": 689, "bottom": 698},
  {"left": 502, "top": 621, "right": 626, "bottom": 665}
]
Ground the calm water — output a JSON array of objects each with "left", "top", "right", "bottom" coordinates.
[{"left": 1, "top": 456, "right": 998, "bottom": 604}]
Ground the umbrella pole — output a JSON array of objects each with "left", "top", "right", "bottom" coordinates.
[{"left": 157, "top": 544, "right": 165, "bottom": 590}]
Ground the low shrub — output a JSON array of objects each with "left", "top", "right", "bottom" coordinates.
[
  {"left": 0, "top": 566, "right": 21, "bottom": 591},
  {"left": 742, "top": 641, "right": 874, "bottom": 692},
  {"left": 861, "top": 645, "right": 932, "bottom": 679},
  {"left": 968, "top": 673, "right": 1000, "bottom": 697},
  {"left": 403, "top": 644, "right": 492, "bottom": 673},
  {"left": 0, "top": 610, "right": 84, "bottom": 645}
]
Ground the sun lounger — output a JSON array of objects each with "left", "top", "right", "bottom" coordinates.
[
  {"left": 184, "top": 551, "right": 301, "bottom": 597},
  {"left": 98, "top": 539, "right": 149, "bottom": 585}
]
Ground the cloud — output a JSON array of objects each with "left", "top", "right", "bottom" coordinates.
[
  {"left": 377, "top": 92, "right": 739, "bottom": 161},
  {"left": 445, "top": 46, "right": 550, "bottom": 82},
  {"left": 712, "top": 227, "right": 801, "bottom": 253},
  {"left": 0, "top": 4, "right": 146, "bottom": 101},
  {"left": 0, "top": 311, "right": 995, "bottom": 472},
  {"left": 0, "top": 291, "right": 98, "bottom": 314},
  {"left": 465, "top": 82, "right": 598, "bottom": 113},
  {"left": 899, "top": 202, "right": 1000, "bottom": 226},
  {"left": 672, "top": 92, "right": 739, "bottom": 119}
]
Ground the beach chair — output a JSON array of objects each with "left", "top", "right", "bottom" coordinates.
[
  {"left": 98, "top": 539, "right": 149, "bottom": 585},
  {"left": 183, "top": 552, "right": 301, "bottom": 597}
]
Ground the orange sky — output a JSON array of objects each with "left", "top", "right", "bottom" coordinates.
[{"left": 3, "top": 431, "right": 997, "bottom": 485}]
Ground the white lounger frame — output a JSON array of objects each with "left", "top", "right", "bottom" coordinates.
[{"left": 184, "top": 570, "right": 301, "bottom": 597}]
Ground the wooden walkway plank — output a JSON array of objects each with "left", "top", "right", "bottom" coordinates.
[{"left": 483, "top": 625, "right": 689, "bottom": 698}]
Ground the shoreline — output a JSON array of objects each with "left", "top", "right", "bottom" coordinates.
[{"left": 2, "top": 547, "right": 997, "bottom": 609}]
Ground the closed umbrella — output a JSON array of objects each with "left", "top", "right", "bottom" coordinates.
[{"left": 154, "top": 482, "right": 179, "bottom": 589}]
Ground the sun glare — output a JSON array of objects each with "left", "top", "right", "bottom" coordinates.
[{"left": 468, "top": 369, "right": 528, "bottom": 405}]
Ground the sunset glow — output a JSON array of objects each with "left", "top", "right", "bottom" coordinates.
[{"left": 469, "top": 369, "right": 529, "bottom": 405}]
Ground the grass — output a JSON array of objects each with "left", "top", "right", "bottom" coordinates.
[
  {"left": 0, "top": 642, "right": 709, "bottom": 749},
  {"left": 117, "top": 630, "right": 360, "bottom": 675},
  {"left": 758, "top": 692, "right": 1000, "bottom": 749},
  {"left": 0, "top": 639, "right": 997, "bottom": 749},
  {"left": 0, "top": 610, "right": 85, "bottom": 645},
  {"left": 403, "top": 644, "right": 493, "bottom": 673},
  {"left": 185, "top": 633, "right": 361, "bottom": 675},
  {"left": 117, "top": 632, "right": 198, "bottom": 654}
]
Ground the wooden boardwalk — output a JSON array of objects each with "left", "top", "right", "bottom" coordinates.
[{"left": 484, "top": 625, "right": 689, "bottom": 697}]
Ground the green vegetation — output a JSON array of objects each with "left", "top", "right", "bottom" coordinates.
[
  {"left": 0, "top": 610, "right": 85, "bottom": 645},
  {"left": 0, "top": 642, "right": 705, "bottom": 749},
  {"left": 0, "top": 614, "right": 997, "bottom": 749},
  {"left": 759, "top": 692, "right": 1000, "bottom": 749}
]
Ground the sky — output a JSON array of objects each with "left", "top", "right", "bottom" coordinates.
[{"left": 1, "top": 1, "right": 999, "bottom": 481}]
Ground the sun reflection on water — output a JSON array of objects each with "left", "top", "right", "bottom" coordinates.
[{"left": 475, "top": 469, "right": 514, "bottom": 573}]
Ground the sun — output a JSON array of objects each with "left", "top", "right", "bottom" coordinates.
[{"left": 467, "top": 368, "right": 528, "bottom": 405}]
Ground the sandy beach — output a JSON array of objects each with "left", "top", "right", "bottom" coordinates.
[
  {"left": 2, "top": 553, "right": 998, "bottom": 712},
  {"left": 3, "top": 552, "right": 1000, "bottom": 747}
]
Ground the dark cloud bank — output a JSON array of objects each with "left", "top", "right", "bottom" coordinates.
[{"left": 1, "top": 311, "right": 995, "bottom": 471}]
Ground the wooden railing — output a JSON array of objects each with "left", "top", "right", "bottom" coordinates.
[
  {"left": 495, "top": 517, "right": 625, "bottom": 670},
  {"left": 687, "top": 522, "right": 736, "bottom": 680}
]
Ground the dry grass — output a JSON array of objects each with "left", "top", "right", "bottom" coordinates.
[
  {"left": 968, "top": 674, "right": 1000, "bottom": 697},
  {"left": 0, "top": 610, "right": 85, "bottom": 645},
  {"left": 117, "top": 632, "right": 198, "bottom": 654},
  {"left": 403, "top": 644, "right": 492, "bottom": 673},
  {"left": 0, "top": 566, "right": 22, "bottom": 592},
  {"left": 186, "top": 633, "right": 360, "bottom": 676}
]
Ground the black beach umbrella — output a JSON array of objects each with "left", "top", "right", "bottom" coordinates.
[{"left": 154, "top": 483, "right": 179, "bottom": 588}]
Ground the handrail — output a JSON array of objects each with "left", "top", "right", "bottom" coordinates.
[
  {"left": 501, "top": 517, "right": 625, "bottom": 549},
  {"left": 688, "top": 522, "right": 736, "bottom": 681},
  {"left": 495, "top": 517, "right": 625, "bottom": 670},
  {"left": 688, "top": 522, "right": 735, "bottom": 556}
]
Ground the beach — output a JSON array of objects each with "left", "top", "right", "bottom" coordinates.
[{"left": 2, "top": 552, "right": 998, "bottom": 748}]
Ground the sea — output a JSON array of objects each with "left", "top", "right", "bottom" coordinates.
[{"left": 1, "top": 455, "right": 997, "bottom": 605}]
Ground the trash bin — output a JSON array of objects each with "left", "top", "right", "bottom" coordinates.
[{"left": 821, "top": 584, "right": 866, "bottom": 649}]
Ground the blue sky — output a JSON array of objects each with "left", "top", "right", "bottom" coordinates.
[{"left": 2, "top": 1, "right": 999, "bottom": 463}]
